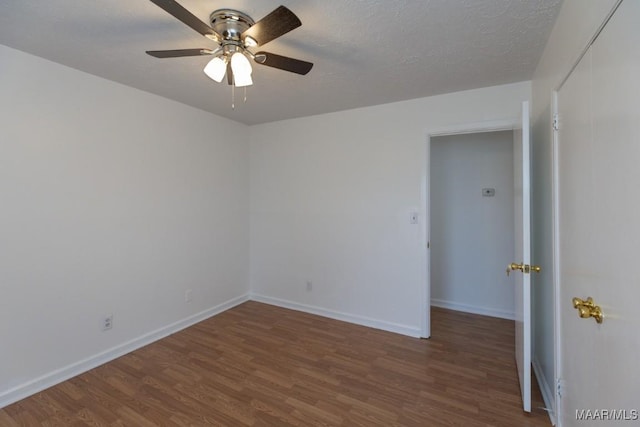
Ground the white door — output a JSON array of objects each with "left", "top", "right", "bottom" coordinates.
[
  {"left": 556, "top": 1, "right": 640, "bottom": 425},
  {"left": 510, "top": 101, "right": 532, "bottom": 412}
]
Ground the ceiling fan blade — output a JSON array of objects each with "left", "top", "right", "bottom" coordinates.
[
  {"left": 242, "top": 6, "right": 301, "bottom": 47},
  {"left": 149, "top": 0, "right": 220, "bottom": 42},
  {"left": 146, "top": 49, "right": 214, "bottom": 58},
  {"left": 254, "top": 52, "right": 313, "bottom": 75}
]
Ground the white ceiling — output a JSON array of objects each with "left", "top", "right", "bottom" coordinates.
[{"left": 0, "top": 1, "right": 562, "bottom": 125}]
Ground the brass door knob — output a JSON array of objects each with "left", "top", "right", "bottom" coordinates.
[
  {"left": 572, "top": 297, "right": 604, "bottom": 324},
  {"left": 506, "top": 262, "right": 524, "bottom": 276},
  {"left": 506, "top": 263, "right": 542, "bottom": 276}
]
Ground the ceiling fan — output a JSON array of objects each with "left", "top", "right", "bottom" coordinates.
[{"left": 146, "top": 0, "right": 313, "bottom": 88}]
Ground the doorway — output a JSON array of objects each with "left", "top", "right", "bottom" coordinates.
[
  {"left": 430, "top": 131, "right": 516, "bottom": 320},
  {"left": 422, "top": 119, "right": 520, "bottom": 339},
  {"left": 423, "top": 105, "right": 536, "bottom": 414}
]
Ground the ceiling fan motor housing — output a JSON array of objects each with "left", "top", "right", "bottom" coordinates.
[{"left": 210, "top": 9, "right": 254, "bottom": 43}]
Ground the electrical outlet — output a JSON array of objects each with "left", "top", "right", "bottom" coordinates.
[
  {"left": 306, "top": 280, "right": 313, "bottom": 291},
  {"left": 103, "top": 314, "right": 113, "bottom": 331},
  {"left": 185, "top": 289, "right": 192, "bottom": 303}
]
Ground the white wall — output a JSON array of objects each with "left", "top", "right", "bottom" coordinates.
[
  {"left": 0, "top": 44, "right": 250, "bottom": 406},
  {"left": 430, "top": 131, "right": 515, "bottom": 319},
  {"left": 249, "top": 82, "right": 530, "bottom": 336},
  {"left": 530, "top": 0, "right": 619, "bottom": 419},
  {"left": 0, "top": 41, "right": 535, "bottom": 408}
]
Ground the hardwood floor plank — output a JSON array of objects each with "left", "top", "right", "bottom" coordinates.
[
  {"left": 250, "top": 398, "right": 303, "bottom": 427},
  {"left": 1, "top": 302, "right": 551, "bottom": 425},
  {"left": 0, "top": 409, "right": 19, "bottom": 426}
]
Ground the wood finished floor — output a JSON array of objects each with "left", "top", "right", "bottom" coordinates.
[{"left": 1, "top": 302, "right": 551, "bottom": 426}]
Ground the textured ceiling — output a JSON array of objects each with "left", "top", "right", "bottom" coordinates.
[{"left": 0, "top": 0, "right": 562, "bottom": 125}]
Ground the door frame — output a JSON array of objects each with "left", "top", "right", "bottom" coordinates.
[
  {"left": 552, "top": 90, "right": 563, "bottom": 426},
  {"left": 423, "top": 118, "right": 520, "bottom": 338}
]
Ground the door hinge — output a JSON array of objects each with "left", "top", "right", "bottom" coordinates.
[
  {"left": 556, "top": 378, "right": 563, "bottom": 399},
  {"left": 553, "top": 114, "right": 560, "bottom": 131}
]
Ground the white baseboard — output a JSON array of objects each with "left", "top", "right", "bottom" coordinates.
[
  {"left": 0, "top": 293, "right": 250, "bottom": 409},
  {"left": 533, "top": 356, "right": 557, "bottom": 426},
  {"left": 250, "top": 293, "right": 421, "bottom": 338},
  {"left": 430, "top": 298, "right": 515, "bottom": 320}
]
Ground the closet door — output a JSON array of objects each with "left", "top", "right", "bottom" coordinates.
[{"left": 556, "top": 1, "right": 640, "bottom": 424}]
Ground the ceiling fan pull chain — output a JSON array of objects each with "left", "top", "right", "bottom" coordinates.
[
  {"left": 232, "top": 83, "right": 235, "bottom": 109},
  {"left": 244, "top": 86, "right": 247, "bottom": 103}
]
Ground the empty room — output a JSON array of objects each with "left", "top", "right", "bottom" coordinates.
[{"left": 2, "top": 1, "right": 639, "bottom": 426}]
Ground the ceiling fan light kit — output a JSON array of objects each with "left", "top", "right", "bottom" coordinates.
[
  {"left": 203, "top": 56, "right": 226, "bottom": 82},
  {"left": 147, "top": 1, "right": 313, "bottom": 107},
  {"left": 230, "top": 51, "right": 253, "bottom": 87}
]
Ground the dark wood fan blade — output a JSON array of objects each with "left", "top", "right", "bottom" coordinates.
[
  {"left": 254, "top": 51, "right": 313, "bottom": 75},
  {"left": 146, "top": 49, "right": 214, "bottom": 58},
  {"left": 242, "top": 6, "right": 301, "bottom": 47},
  {"left": 149, "top": 0, "right": 220, "bottom": 41}
]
